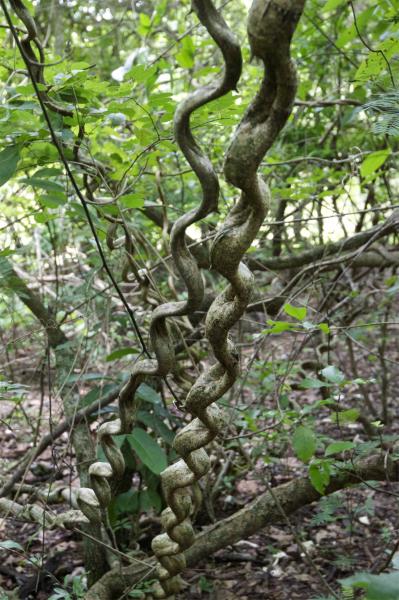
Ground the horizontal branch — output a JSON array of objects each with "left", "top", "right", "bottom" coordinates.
[
  {"left": 295, "top": 98, "right": 361, "bottom": 108},
  {"left": 142, "top": 206, "right": 399, "bottom": 276},
  {"left": 85, "top": 453, "right": 399, "bottom": 600},
  {"left": 0, "top": 497, "right": 88, "bottom": 528},
  {"left": 252, "top": 210, "right": 399, "bottom": 272}
]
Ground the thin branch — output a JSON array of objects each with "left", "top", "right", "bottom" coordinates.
[{"left": 0, "top": 385, "right": 120, "bottom": 498}]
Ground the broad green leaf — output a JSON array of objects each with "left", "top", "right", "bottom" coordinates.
[
  {"left": 114, "top": 489, "right": 139, "bottom": 515},
  {"left": 262, "top": 320, "right": 296, "bottom": 335},
  {"left": 176, "top": 36, "right": 195, "bottom": 69},
  {"left": 293, "top": 425, "right": 317, "bottom": 463},
  {"left": 21, "top": 177, "right": 64, "bottom": 192},
  {"left": 325, "top": 441, "right": 355, "bottom": 456},
  {"left": 0, "top": 145, "right": 20, "bottom": 186},
  {"left": 360, "top": 150, "right": 391, "bottom": 178},
  {"left": 34, "top": 211, "right": 57, "bottom": 224},
  {"left": 0, "top": 540, "right": 24, "bottom": 551},
  {"left": 139, "top": 488, "right": 162, "bottom": 512},
  {"left": 309, "top": 462, "right": 331, "bottom": 494},
  {"left": 39, "top": 193, "right": 65, "bottom": 208},
  {"left": 33, "top": 167, "right": 62, "bottom": 178},
  {"left": 106, "top": 347, "right": 140, "bottom": 361},
  {"left": 66, "top": 372, "right": 113, "bottom": 383},
  {"left": 127, "top": 427, "right": 167, "bottom": 474},
  {"left": 300, "top": 378, "right": 329, "bottom": 389},
  {"left": 176, "top": 49, "right": 194, "bottom": 69},
  {"left": 139, "top": 12, "right": 151, "bottom": 27},
  {"left": 332, "top": 408, "right": 360, "bottom": 425},
  {"left": 119, "top": 193, "right": 144, "bottom": 208},
  {"left": 283, "top": 303, "right": 307, "bottom": 321},
  {"left": 320, "top": 365, "right": 345, "bottom": 384},
  {"left": 0, "top": 248, "right": 14, "bottom": 256},
  {"left": 137, "top": 383, "right": 161, "bottom": 404},
  {"left": 340, "top": 571, "right": 399, "bottom": 599},
  {"left": 137, "top": 410, "right": 174, "bottom": 445},
  {"left": 323, "top": 0, "right": 346, "bottom": 11},
  {"left": 79, "top": 383, "right": 118, "bottom": 408},
  {"left": 128, "top": 65, "right": 158, "bottom": 83}
]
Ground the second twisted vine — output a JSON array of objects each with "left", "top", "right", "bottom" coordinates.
[{"left": 148, "top": 1, "right": 306, "bottom": 598}]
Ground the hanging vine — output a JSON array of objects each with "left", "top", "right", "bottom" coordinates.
[{"left": 148, "top": 1, "right": 306, "bottom": 598}]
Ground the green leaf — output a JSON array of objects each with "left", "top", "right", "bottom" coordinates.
[
  {"left": 340, "top": 571, "right": 399, "bottom": 599},
  {"left": 325, "top": 441, "right": 355, "bottom": 456},
  {"left": 320, "top": 365, "right": 345, "bottom": 384},
  {"left": 176, "top": 35, "right": 195, "bottom": 69},
  {"left": 0, "top": 248, "right": 14, "bottom": 256},
  {"left": 300, "top": 378, "right": 330, "bottom": 389},
  {"left": 360, "top": 150, "right": 391, "bottom": 178},
  {"left": 39, "top": 192, "right": 65, "bottom": 208},
  {"left": 137, "top": 383, "right": 161, "bottom": 404},
  {"left": 21, "top": 177, "right": 65, "bottom": 192},
  {"left": 332, "top": 408, "right": 360, "bottom": 425},
  {"left": 0, "top": 540, "right": 24, "bottom": 551},
  {"left": 79, "top": 383, "right": 118, "bottom": 408},
  {"left": 137, "top": 410, "right": 174, "bottom": 445},
  {"left": 293, "top": 426, "right": 317, "bottom": 463},
  {"left": 128, "top": 65, "right": 158, "bottom": 83},
  {"left": 0, "top": 145, "right": 20, "bottom": 186},
  {"left": 283, "top": 303, "right": 307, "bottom": 321},
  {"left": 114, "top": 489, "right": 139, "bottom": 515},
  {"left": 139, "top": 488, "right": 162, "bottom": 512},
  {"left": 119, "top": 193, "right": 144, "bottom": 208},
  {"left": 323, "top": 0, "right": 347, "bottom": 11},
  {"left": 318, "top": 323, "right": 330, "bottom": 334},
  {"left": 262, "top": 320, "right": 296, "bottom": 335},
  {"left": 106, "top": 347, "right": 140, "bottom": 361},
  {"left": 139, "top": 12, "right": 151, "bottom": 27},
  {"left": 309, "top": 462, "right": 331, "bottom": 495},
  {"left": 127, "top": 427, "right": 167, "bottom": 474},
  {"left": 34, "top": 211, "right": 57, "bottom": 224},
  {"left": 66, "top": 372, "right": 113, "bottom": 383}
]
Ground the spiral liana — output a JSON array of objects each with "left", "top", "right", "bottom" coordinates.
[
  {"left": 77, "top": 0, "right": 242, "bottom": 525},
  {"left": 148, "top": 1, "right": 306, "bottom": 598}
]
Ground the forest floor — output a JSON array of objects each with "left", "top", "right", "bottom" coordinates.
[
  {"left": 1, "top": 388, "right": 398, "bottom": 600},
  {"left": 1, "top": 325, "right": 399, "bottom": 600}
]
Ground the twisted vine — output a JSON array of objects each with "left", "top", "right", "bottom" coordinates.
[
  {"left": 148, "top": 1, "right": 306, "bottom": 598},
  {"left": 9, "top": 0, "right": 73, "bottom": 115},
  {"left": 77, "top": 0, "right": 242, "bottom": 522}
]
